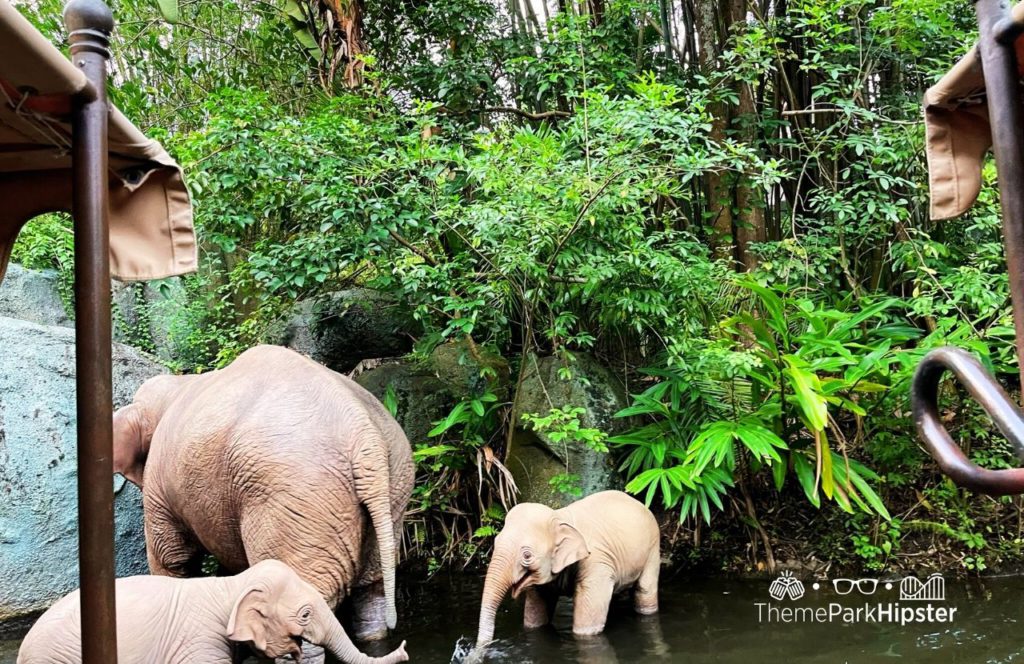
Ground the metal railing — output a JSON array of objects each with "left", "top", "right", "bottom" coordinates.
[{"left": 913, "top": 0, "right": 1024, "bottom": 497}]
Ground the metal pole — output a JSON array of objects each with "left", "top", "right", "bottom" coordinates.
[
  {"left": 977, "top": 0, "right": 1024, "bottom": 390},
  {"left": 64, "top": 1, "right": 118, "bottom": 662}
]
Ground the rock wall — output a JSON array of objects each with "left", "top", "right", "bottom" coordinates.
[
  {"left": 0, "top": 265, "right": 71, "bottom": 329},
  {"left": 0, "top": 292, "right": 163, "bottom": 620}
]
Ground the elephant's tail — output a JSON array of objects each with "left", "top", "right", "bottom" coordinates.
[{"left": 353, "top": 428, "right": 399, "bottom": 630}]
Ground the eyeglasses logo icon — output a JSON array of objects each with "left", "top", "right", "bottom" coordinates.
[
  {"left": 832, "top": 578, "right": 879, "bottom": 596},
  {"left": 768, "top": 570, "right": 805, "bottom": 601}
]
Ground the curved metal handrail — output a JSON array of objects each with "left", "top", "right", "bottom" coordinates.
[{"left": 911, "top": 346, "right": 1024, "bottom": 495}]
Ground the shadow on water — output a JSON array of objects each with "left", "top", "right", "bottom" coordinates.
[{"left": 3, "top": 570, "right": 1024, "bottom": 663}]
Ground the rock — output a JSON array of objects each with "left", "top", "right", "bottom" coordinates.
[
  {"left": 354, "top": 360, "right": 452, "bottom": 446},
  {"left": 0, "top": 264, "right": 71, "bottom": 328},
  {"left": 0, "top": 317, "right": 164, "bottom": 620},
  {"left": 280, "top": 289, "right": 417, "bottom": 373},
  {"left": 429, "top": 339, "right": 511, "bottom": 399},
  {"left": 507, "top": 353, "right": 626, "bottom": 507},
  {"left": 353, "top": 340, "right": 510, "bottom": 445}
]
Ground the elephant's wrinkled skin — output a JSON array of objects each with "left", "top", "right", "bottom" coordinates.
[
  {"left": 113, "top": 345, "right": 414, "bottom": 643},
  {"left": 475, "top": 491, "right": 660, "bottom": 647},
  {"left": 17, "top": 560, "right": 409, "bottom": 664}
]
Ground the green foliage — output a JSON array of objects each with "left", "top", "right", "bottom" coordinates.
[
  {"left": 9, "top": 214, "right": 74, "bottom": 275},
  {"left": 12, "top": 0, "right": 1024, "bottom": 574},
  {"left": 614, "top": 280, "right": 902, "bottom": 523},
  {"left": 9, "top": 214, "right": 75, "bottom": 315},
  {"left": 520, "top": 407, "right": 609, "bottom": 454},
  {"left": 849, "top": 515, "right": 902, "bottom": 571},
  {"left": 521, "top": 407, "right": 610, "bottom": 499}
]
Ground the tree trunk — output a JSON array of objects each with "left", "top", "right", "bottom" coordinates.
[{"left": 694, "top": 0, "right": 766, "bottom": 270}]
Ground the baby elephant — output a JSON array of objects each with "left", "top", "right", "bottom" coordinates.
[
  {"left": 18, "top": 560, "right": 408, "bottom": 664},
  {"left": 475, "top": 490, "right": 660, "bottom": 645}
]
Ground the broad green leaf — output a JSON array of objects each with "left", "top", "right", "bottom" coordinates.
[
  {"left": 741, "top": 280, "right": 788, "bottom": 340},
  {"left": 156, "top": 0, "right": 178, "bottom": 23},
  {"left": 819, "top": 437, "right": 834, "bottom": 499},
  {"left": 772, "top": 451, "right": 787, "bottom": 491},
  {"left": 846, "top": 461, "right": 891, "bottom": 520},
  {"left": 793, "top": 453, "right": 820, "bottom": 507},
  {"left": 412, "top": 444, "right": 457, "bottom": 460},
  {"left": 783, "top": 356, "right": 828, "bottom": 431}
]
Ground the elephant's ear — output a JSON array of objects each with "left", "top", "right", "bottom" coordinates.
[
  {"left": 112, "top": 404, "right": 149, "bottom": 488},
  {"left": 552, "top": 520, "right": 590, "bottom": 574},
  {"left": 227, "top": 586, "right": 269, "bottom": 653}
]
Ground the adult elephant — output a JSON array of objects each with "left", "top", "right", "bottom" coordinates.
[{"left": 112, "top": 345, "right": 414, "bottom": 656}]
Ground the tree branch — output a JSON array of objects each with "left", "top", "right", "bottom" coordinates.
[
  {"left": 437, "top": 105, "right": 572, "bottom": 120},
  {"left": 482, "top": 106, "right": 572, "bottom": 120},
  {"left": 388, "top": 229, "right": 437, "bottom": 266}
]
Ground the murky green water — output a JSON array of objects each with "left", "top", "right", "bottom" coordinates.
[{"left": 3, "top": 571, "right": 1024, "bottom": 662}]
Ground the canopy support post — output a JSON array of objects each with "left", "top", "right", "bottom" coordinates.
[
  {"left": 65, "top": 1, "right": 118, "bottom": 662},
  {"left": 977, "top": 0, "right": 1024, "bottom": 392}
]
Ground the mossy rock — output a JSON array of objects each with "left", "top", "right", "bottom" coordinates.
[
  {"left": 507, "top": 352, "right": 627, "bottom": 507},
  {"left": 353, "top": 360, "right": 451, "bottom": 446},
  {"left": 353, "top": 341, "right": 511, "bottom": 446},
  {"left": 282, "top": 289, "right": 419, "bottom": 373},
  {"left": 428, "top": 338, "right": 511, "bottom": 398}
]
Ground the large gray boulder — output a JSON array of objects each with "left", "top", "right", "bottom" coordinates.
[
  {"left": 507, "top": 353, "right": 626, "bottom": 507},
  {"left": 354, "top": 360, "right": 452, "bottom": 446},
  {"left": 0, "top": 317, "right": 163, "bottom": 620},
  {"left": 353, "top": 340, "right": 510, "bottom": 445},
  {"left": 281, "top": 289, "right": 417, "bottom": 373},
  {"left": 0, "top": 264, "right": 71, "bottom": 328}
]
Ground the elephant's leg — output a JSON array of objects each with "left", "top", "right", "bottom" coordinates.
[
  {"left": 634, "top": 551, "right": 660, "bottom": 615},
  {"left": 276, "top": 642, "right": 324, "bottom": 664},
  {"left": 572, "top": 576, "right": 615, "bottom": 637},
  {"left": 575, "top": 632, "right": 620, "bottom": 664},
  {"left": 351, "top": 579, "right": 389, "bottom": 641},
  {"left": 523, "top": 587, "right": 557, "bottom": 630},
  {"left": 144, "top": 502, "right": 202, "bottom": 577}
]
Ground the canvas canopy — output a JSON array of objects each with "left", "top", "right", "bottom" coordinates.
[
  {"left": 0, "top": 0, "right": 196, "bottom": 283},
  {"left": 924, "top": 0, "right": 1024, "bottom": 220}
]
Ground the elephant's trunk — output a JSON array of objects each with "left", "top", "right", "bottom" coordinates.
[
  {"left": 319, "top": 606, "right": 408, "bottom": 664},
  {"left": 475, "top": 550, "right": 514, "bottom": 646},
  {"left": 354, "top": 438, "right": 399, "bottom": 629}
]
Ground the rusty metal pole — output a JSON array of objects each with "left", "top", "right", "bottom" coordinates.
[
  {"left": 65, "top": 0, "right": 118, "bottom": 662},
  {"left": 977, "top": 0, "right": 1024, "bottom": 390}
]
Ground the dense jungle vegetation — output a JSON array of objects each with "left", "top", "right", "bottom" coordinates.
[{"left": 15, "top": 0, "right": 1024, "bottom": 577}]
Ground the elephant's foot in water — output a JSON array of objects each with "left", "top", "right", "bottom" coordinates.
[
  {"left": 275, "top": 642, "right": 325, "bottom": 664},
  {"left": 575, "top": 633, "right": 620, "bottom": 664},
  {"left": 351, "top": 579, "right": 389, "bottom": 641},
  {"left": 523, "top": 587, "right": 558, "bottom": 630}
]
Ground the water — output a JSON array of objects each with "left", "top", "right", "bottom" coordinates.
[{"left": 3, "top": 571, "right": 1024, "bottom": 663}]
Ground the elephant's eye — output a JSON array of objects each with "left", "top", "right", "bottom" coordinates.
[
  {"left": 522, "top": 549, "right": 534, "bottom": 565},
  {"left": 298, "top": 606, "right": 312, "bottom": 623}
]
